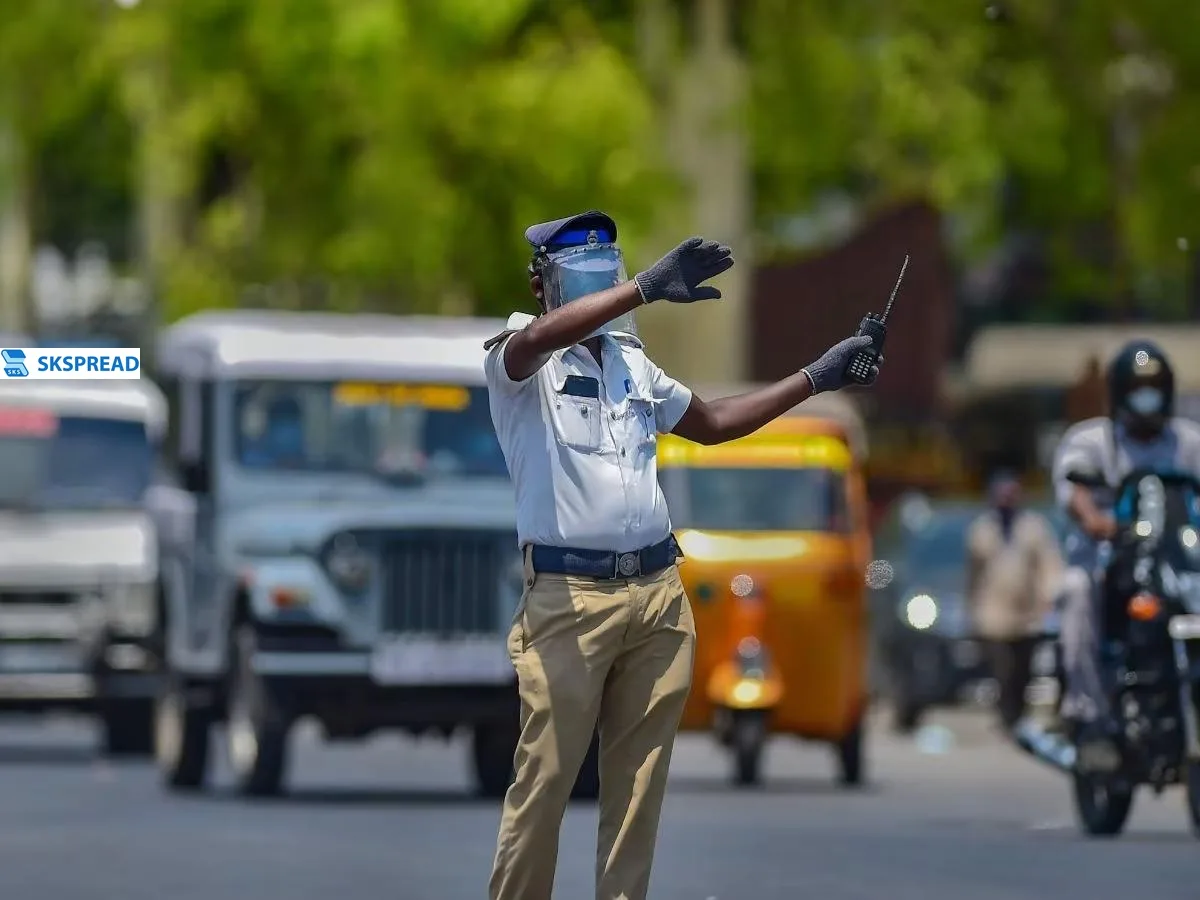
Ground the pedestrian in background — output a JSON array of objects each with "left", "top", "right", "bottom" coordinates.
[
  {"left": 965, "top": 470, "right": 1064, "bottom": 730},
  {"left": 483, "top": 210, "right": 881, "bottom": 900}
]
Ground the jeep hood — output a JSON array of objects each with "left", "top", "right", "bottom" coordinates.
[
  {"left": 0, "top": 510, "right": 157, "bottom": 586},
  {"left": 225, "top": 479, "right": 518, "bottom": 554}
]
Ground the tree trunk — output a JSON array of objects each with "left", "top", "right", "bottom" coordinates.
[
  {"left": 130, "top": 53, "right": 185, "bottom": 327},
  {"left": 0, "top": 117, "right": 30, "bottom": 334},
  {"left": 635, "top": 0, "right": 752, "bottom": 384}
]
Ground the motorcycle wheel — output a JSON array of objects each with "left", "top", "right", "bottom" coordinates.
[
  {"left": 1185, "top": 761, "right": 1200, "bottom": 838},
  {"left": 1072, "top": 772, "right": 1134, "bottom": 837}
]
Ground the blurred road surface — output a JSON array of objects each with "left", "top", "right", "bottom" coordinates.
[{"left": 0, "top": 708, "right": 1195, "bottom": 900}]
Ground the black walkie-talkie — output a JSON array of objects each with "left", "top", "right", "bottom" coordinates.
[{"left": 845, "top": 254, "right": 909, "bottom": 385}]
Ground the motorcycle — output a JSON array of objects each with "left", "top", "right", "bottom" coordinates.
[{"left": 1015, "top": 467, "right": 1200, "bottom": 837}]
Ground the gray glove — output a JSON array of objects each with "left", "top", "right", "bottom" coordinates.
[
  {"left": 634, "top": 237, "right": 734, "bottom": 304},
  {"left": 801, "top": 335, "right": 883, "bottom": 394}
]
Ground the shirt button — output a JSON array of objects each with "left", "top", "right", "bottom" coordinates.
[
  {"left": 611, "top": 412, "right": 618, "bottom": 420},
  {"left": 620, "top": 448, "right": 626, "bottom": 457}
]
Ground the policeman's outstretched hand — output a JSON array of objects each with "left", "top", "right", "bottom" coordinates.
[
  {"left": 802, "top": 335, "right": 883, "bottom": 394},
  {"left": 634, "top": 236, "right": 734, "bottom": 304}
]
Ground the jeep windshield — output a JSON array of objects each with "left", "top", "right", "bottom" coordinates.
[
  {"left": 661, "top": 466, "right": 851, "bottom": 532},
  {"left": 233, "top": 380, "right": 508, "bottom": 479},
  {"left": 0, "top": 407, "right": 152, "bottom": 509}
]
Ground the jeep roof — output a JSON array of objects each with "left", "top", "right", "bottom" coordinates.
[
  {"left": 155, "top": 310, "right": 510, "bottom": 384},
  {"left": 0, "top": 379, "right": 167, "bottom": 437}
]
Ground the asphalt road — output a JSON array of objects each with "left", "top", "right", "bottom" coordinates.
[{"left": 0, "top": 708, "right": 1196, "bottom": 900}]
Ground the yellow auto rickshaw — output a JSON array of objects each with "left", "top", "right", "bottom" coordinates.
[{"left": 659, "top": 396, "right": 871, "bottom": 787}]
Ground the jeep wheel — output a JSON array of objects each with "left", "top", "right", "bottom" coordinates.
[
  {"left": 473, "top": 720, "right": 520, "bottom": 799},
  {"left": 227, "top": 625, "right": 291, "bottom": 797},
  {"left": 101, "top": 698, "right": 155, "bottom": 757},
  {"left": 155, "top": 675, "right": 211, "bottom": 790}
]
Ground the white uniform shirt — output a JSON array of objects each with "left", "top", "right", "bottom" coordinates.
[
  {"left": 485, "top": 313, "right": 693, "bottom": 552},
  {"left": 1051, "top": 416, "right": 1200, "bottom": 565}
]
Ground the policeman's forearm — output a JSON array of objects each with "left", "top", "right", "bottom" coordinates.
[
  {"left": 504, "top": 282, "right": 642, "bottom": 379},
  {"left": 700, "top": 372, "right": 814, "bottom": 444}
]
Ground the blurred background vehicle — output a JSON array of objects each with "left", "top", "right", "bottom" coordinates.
[
  {"left": 0, "top": 378, "right": 165, "bottom": 755},
  {"left": 146, "top": 311, "right": 607, "bottom": 799},
  {"left": 871, "top": 494, "right": 1069, "bottom": 732},
  {"left": 661, "top": 403, "right": 871, "bottom": 787}
]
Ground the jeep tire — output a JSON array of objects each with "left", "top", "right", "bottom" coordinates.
[
  {"left": 155, "top": 673, "right": 212, "bottom": 790},
  {"left": 473, "top": 719, "right": 520, "bottom": 799},
  {"left": 226, "top": 625, "right": 291, "bottom": 797},
  {"left": 101, "top": 697, "right": 155, "bottom": 757}
]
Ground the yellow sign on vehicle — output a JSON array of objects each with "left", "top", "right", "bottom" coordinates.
[
  {"left": 333, "top": 383, "right": 470, "bottom": 411},
  {"left": 658, "top": 433, "right": 852, "bottom": 471}
]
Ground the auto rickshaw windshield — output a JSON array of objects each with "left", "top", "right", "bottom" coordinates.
[{"left": 661, "top": 466, "right": 851, "bottom": 533}]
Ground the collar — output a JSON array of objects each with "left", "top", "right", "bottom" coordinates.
[{"left": 504, "top": 311, "right": 644, "bottom": 349}]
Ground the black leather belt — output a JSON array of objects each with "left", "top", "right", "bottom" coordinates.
[{"left": 528, "top": 535, "right": 681, "bottom": 580}]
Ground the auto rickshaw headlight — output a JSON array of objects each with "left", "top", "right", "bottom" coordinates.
[
  {"left": 731, "top": 680, "right": 763, "bottom": 704},
  {"left": 903, "top": 593, "right": 938, "bottom": 630}
]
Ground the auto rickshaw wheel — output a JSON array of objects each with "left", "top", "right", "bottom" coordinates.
[
  {"left": 731, "top": 711, "right": 766, "bottom": 787},
  {"left": 835, "top": 719, "right": 865, "bottom": 787},
  {"left": 1184, "top": 761, "right": 1200, "bottom": 838}
]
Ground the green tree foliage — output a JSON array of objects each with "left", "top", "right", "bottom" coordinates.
[
  {"left": 94, "top": 0, "right": 673, "bottom": 320},
  {"left": 748, "top": 0, "right": 1200, "bottom": 315},
  {"left": 7, "top": 0, "right": 1200, "bottom": 321},
  {"left": 0, "top": 0, "right": 133, "bottom": 255}
]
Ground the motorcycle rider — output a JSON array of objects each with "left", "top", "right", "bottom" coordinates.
[{"left": 1052, "top": 340, "right": 1200, "bottom": 769}]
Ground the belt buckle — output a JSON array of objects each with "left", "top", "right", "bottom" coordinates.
[{"left": 616, "top": 551, "right": 640, "bottom": 577}]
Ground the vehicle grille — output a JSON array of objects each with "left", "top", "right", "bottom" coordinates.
[
  {"left": 0, "top": 590, "right": 77, "bottom": 606},
  {"left": 381, "top": 530, "right": 514, "bottom": 634}
]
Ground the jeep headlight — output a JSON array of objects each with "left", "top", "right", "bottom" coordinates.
[
  {"left": 108, "top": 582, "right": 156, "bottom": 636},
  {"left": 324, "top": 533, "right": 373, "bottom": 594}
]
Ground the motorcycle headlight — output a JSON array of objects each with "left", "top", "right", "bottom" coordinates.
[
  {"left": 108, "top": 582, "right": 156, "bottom": 636},
  {"left": 903, "top": 593, "right": 938, "bottom": 630},
  {"left": 324, "top": 534, "right": 373, "bottom": 594}
]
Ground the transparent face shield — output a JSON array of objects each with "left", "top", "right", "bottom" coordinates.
[{"left": 540, "top": 242, "right": 638, "bottom": 339}]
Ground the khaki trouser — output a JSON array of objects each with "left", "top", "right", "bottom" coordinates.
[{"left": 488, "top": 550, "right": 696, "bottom": 900}]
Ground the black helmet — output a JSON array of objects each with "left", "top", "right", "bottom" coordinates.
[{"left": 1106, "top": 339, "right": 1174, "bottom": 437}]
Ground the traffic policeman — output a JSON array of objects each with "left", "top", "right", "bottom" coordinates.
[
  {"left": 484, "top": 211, "right": 880, "bottom": 900},
  {"left": 1052, "top": 339, "right": 1200, "bottom": 768}
]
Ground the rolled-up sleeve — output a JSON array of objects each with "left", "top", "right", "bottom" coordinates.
[
  {"left": 1051, "top": 426, "right": 1098, "bottom": 508},
  {"left": 647, "top": 361, "right": 693, "bottom": 434},
  {"left": 484, "top": 334, "right": 535, "bottom": 399},
  {"left": 1175, "top": 419, "right": 1200, "bottom": 478}
]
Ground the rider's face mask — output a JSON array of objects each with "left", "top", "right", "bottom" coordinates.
[
  {"left": 1126, "top": 386, "right": 1165, "bottom": 417},
  {"left": 539, "top": 236, "right": 638, "bottom": 339}
]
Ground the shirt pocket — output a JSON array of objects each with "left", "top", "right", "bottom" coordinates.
[
  {"left": 550, "top": 392, "right": 602, "bottom": 452},
  {"left": 628, "top": 398, "right": 658, "bottom": 453}
]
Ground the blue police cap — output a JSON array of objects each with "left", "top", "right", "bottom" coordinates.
[{"left": 525, "top": 210, "right": 618, "bottom": 251}]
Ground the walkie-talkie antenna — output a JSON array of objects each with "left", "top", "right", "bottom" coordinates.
[{"left": 881, "top": 254, "right": 909, "bottom": 323}]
